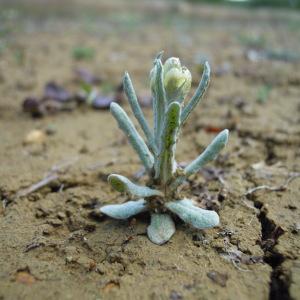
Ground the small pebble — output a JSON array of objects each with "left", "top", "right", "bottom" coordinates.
[
  {"left": 57, "top": 212, "right": 66, "bottom": 220},
  {"left": 40, "top": 224, "right": 54, "bottom": 235},
  {"left": 79, "top": 145, "right": 89, "bottom": 154},
  {"left": 23, "top": 129, "right": 46, "bottom": 145},
  {"left": 48, "top": 218, "right": 63, "bottom": 227},
  {"left": 45, "top": 124, "right": 57, "bottom": 135}
]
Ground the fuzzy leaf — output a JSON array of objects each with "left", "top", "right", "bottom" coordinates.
[
  {"left": 100, "top": 199, "right": 147, "bottom": 219},
  {"left": 166, "top": 198, "right": 219, "bottom": 229},
  {"left": 110, "top": 103, "right": 154, "bottom": 173},
  {"left": 184, "top": 129, "right": 229, "bottom": 177},
  {"left": 171, "top": 129, "right": 229, "bottom": 190},
  {"left": 108, "top": 174, "right": 163, "bottom": 198},
  {"left": 156, "top": 51, "right": 164, "bottom": 60},
  {"left": 181, "top": 61, "right": 210, "bottom": 124},
  {"left": 155, "top": 102, "right": 181, "bottom": 184},
  {"left": 123, "top": 73, "right": 157, "bottom": 154},
  {"left": 152, "top": 59, "right": 167, "bottom": 147},
  {"left": 147, "top": 213, "right": 175, "bottom": 245}
]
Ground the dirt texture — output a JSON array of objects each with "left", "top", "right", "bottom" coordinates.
[{"left": 0, "top": 1, "right": 299, "bottom": 299}]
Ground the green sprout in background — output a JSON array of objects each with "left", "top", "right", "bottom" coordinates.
[
  {"left": 72, "top": 46, "right": 95, "bottom": 60},
  {"left": 257, "top": 84, "right": 272, "bottom": 104},
  {"left": 100, "top": 52, "right": 229, "bottom": 245}
]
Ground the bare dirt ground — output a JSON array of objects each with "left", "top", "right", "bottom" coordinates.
[{"left": 0, "top": 1, "right": 299, "bottom": 299}]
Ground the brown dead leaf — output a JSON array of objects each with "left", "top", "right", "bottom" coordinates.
[
  {"left": 102, "top": 281, "right": 120, "bottom": 292},
  {"left": 204, "top": 126, "right": 223, "bottom": 133},
  {"left": 15, "top": 271, "right": 36, "bottom": 285}
]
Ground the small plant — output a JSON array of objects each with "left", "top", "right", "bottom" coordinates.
[
  {"left": 72, "top": 46, "right": 95, "bottom": 60},
  {"left": 257, "top": 84, "right": 271, "bottom": 104},
  {"left": 100, "top": 52, "right": 229, "bottom": 245}
]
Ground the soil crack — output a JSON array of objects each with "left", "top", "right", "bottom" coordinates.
[{"left": 250, "top": 197, "right": 291, "bottom": 300}]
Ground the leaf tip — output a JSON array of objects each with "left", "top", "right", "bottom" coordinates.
[
  {"left": 156, "top": 51, "right": 164, "bottom": 60},
  {"left": 220, "top": 129, "right": 229, "bottom": 145},
  {"left": 123, "top": 71, "right": 129, "bottom": 80},
  {"left": 204, "top": 61, "right": 211, "bottom": 71},
  {"left": 208, "top": 210, "right": 220, "bottom": 227},
  {"left": 110, "top": 101, "right": 118, "bottom": 110}
]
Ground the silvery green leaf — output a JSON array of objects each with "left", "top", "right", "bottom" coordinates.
[
  {"left": 147, "top": 213, "right": 175, "bottom": 245},
  {"left": 100, "top": 199, "right": 147, "bottom": 219},
  {"left": 166, "top": 198, "right": 219, "bottom": 229},
  {"left": 171, "top": 129, "right": 229, "bottom": 191},
  {"left": 184, "top": 129, "right": 229, "bottom": 177},
  {"left": 123, "top": 72, "right": 157, "bottom": 154},
  {"left": 155, "top": 102, "right": 181, "bottom": 184},
  {"left": 155, "top": 51, "right": 164, "bottom": 60},
  {"left": 108, "top": 174, "right": 163, "bottom": 198},
  {"left": 181, "top": 61, "right": 210, "bottom": 124},
  {"left": 110, "top": 103, "right": 154, "bottom": 173},
  {"left": 152, "top": 59, "right": 167, "bottom": 147}
]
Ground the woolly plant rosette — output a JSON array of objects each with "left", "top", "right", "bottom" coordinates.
[{"left": 100, "top": 53, "right": 229, "bottom": 245}]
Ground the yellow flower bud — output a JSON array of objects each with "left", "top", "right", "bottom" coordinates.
[
  {"left": 163, "top": 64, "right": 191, "bottom": 103},
  {"left": 163, "top": 57, "right": 181, "bottom": 74}
]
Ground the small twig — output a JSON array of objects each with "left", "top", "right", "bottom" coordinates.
[
  {"left": 231, "top": 259, "right": 250, "bottom": 272},
  {"left": 244, "top": 172, "right": 300, "bottom": 196},
  {"left": 47, "top": 156, "right": 79, "bottom": 175},
  {"left": 86, "top": 160, "right": 115, "bottom": 171},
  {"left": 16, "top": 174, "right": 58, "bottom": 198},
  {"left": 58, "top": 184, "right": 65, "bottom": 193},
  {"left": 2, "top": 199, "right": 8, "bottom": 210},
  {"left": 13, "top": 157, "right": 80, "bottom": 200},
  {"left": 247, "top": 214, "right": 256, "bottom": 226},
  {"left": 24, "top": 241, "right": 45, "bottom": 253},
  {"left": 242, "top": 199, "right": 258, "bottom": 212},
  {"left": 217, "top": 175, "right": 227, "bottom": 187}
]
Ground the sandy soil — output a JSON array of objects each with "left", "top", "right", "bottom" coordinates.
[{"left": 0, "top": 1, "right": 299, "bottom": 299}]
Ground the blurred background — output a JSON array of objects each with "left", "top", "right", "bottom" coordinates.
[
  {"left": 0, "top": 0, "right": 299, "bottom": 182},
  {"left": 1, "top": 0, "right": 300, "bottom": 113}
]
